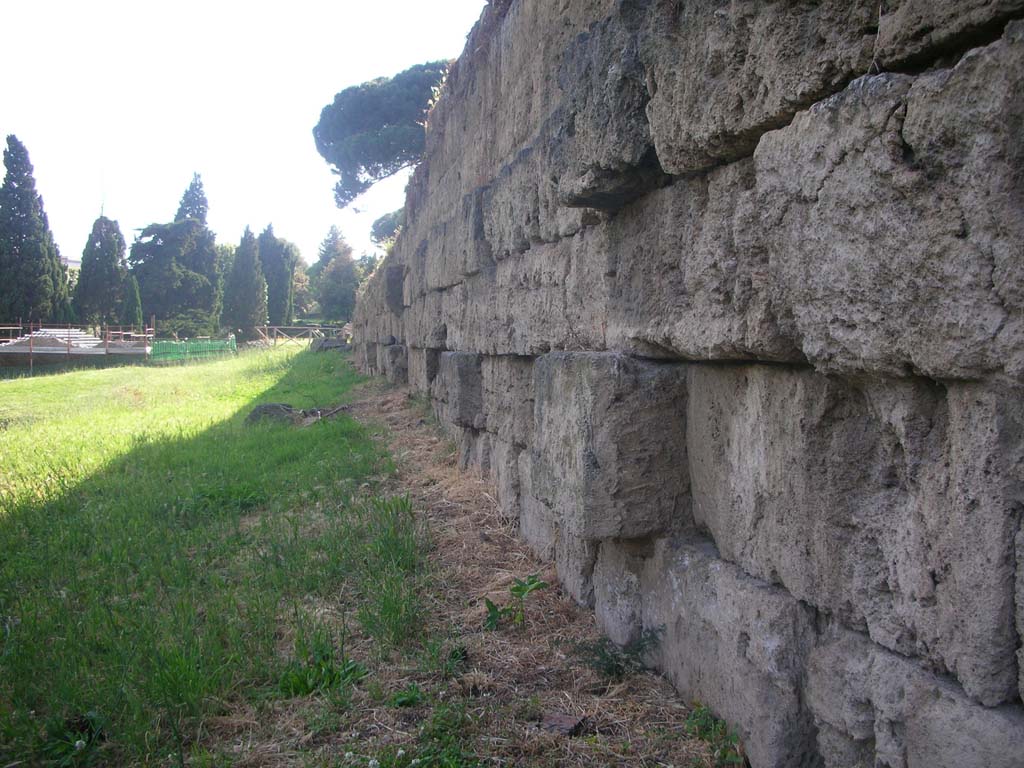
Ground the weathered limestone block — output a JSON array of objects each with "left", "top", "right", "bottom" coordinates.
[
  {"left": 754, "top": 23, "right": 1024, "bottom": 380},
  {"left": 409, "top": 188, "right": 496, "bottom": 294},
  {"left": 358, "top": 342, "right": 377, "bottom": 375},
  {"left": 876, "top": 0, "right": 1024, "bottom": 67},
  {"left": 531, "top": 352, "right": 689, "bottom": 540},
  {"left": 481, "top": 355, "right": 535, "bottom": 446},
  {"left": 806, "top": 629, "right": 1024, "bottom": 768},
  {"left": 637, "top": 0, "right": 877, "bottom": 174},
  {"left": 553, "top": 8, "right": 668, "bottom": 209},
  {"left": 605, "top": 159, "right": 802, "bottom": 362},
  {"left": 419, "top": 0, "right": 617, "bottom": 199},
  {"left": 489, "top": 436, "right": 522, "bottom": 522},
  {"left": 556, "top": 531, "right": 599, "bottom": 606},
  {"left": 641, "top": 538, "right": 820, "bottom": 768},
  {"left": 407, "top": 347, "right": 440, "bottom": 394},
  {"left": 687, "top": 365, "right": 1023, "bottom": 706},
  {"left": 593, "top": 540, "right": 645, "bottom": 646},
  {"left": 383, "top": 344, "right": 408, "bottom": 385},
  {"left": 448, "top": 233, "right": 609, "bottom": 356},
  {"left": 481, "top": 143, "right": 589, "bottom": 261},
  {"left": 431, "top": 352, "right": 483, "bottom": 428},
  {"left": 456, "top": 427, "right": 490, "bottom": 474},
  {"left": 517, "top": 450, "right": 557, "bottom": 561}
]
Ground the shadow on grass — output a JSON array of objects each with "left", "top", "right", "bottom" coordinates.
[{"left": 0, "top": 350, "right": 397, "bottom": 764}]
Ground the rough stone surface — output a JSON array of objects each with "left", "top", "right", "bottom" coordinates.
[
  {"left": 641, "top": 539, "right": 821, "bottom": 768},
  {"left": 407, "top": 347, "right": 440, "bottom": 392},
  {"left": 531, "top": 353, "right": 689, "bottom": 541},
  {"left": 687, "top": 365, "right": 1023, "bottom": 706},
  {"left": 350, "top": 2, "right": 1024, "bottom": 765},
  {"left": 807, "top": 628, "right": 1024, "bottom": 768},
  {"left": 637, "top": 0, "right": 877, "bottom": 174},
  {"left": 876, "top": 0, "right": 1024, "bottom": 67},
  {"left": 431, "top": 352, "right": 483, "bottom": 428},
  {"left": 592, "top": 540, "right": 644, "bottom": 646},
  {"left": 383, "top": 344, "right": 408, "bottom": 385}
]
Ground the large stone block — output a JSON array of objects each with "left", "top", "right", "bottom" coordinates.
[
  {"left": 753, "top": 23, "right": 1024, "bottom": 380},
  {"left": 431, "top": 352, "right": 483, "bottom": 428},
  {"left": 531, "top": 352, "right": 689, "bottom": 540},
  {"left": 641, "top": 538, "right": 820, "bottom": 768},
  {"left": 806, "top": 628, "right": 1024, "bottom": 768},
  {"left": 383, "top": 344, "right": 408, "bottom": 385},
  {"left": 593, "top": 539, "right": 645, "bottom": 646},
  {"left": 481, "top": 355, "right": 535, "bottom": 446},
  {"left": 489, "top": 436, "right": 522, "bottom": 523},
  {"left": 552, "top": 8, "right": 668, "bottom": 209},
  {"left": 517, "top": 450, "right": 557, "bottom": 561},
  {"left": 407, "top": 347, "right": 440, "bottom": 394},
  {"left": 687, "top": 364, "right": 1023, "bottom": 706},
  {"left": 604, "top": 159, "right": 802, "bottom": 363},
  {"left": 637, "top": 0, "right": 876, "bottom": 174},
  {"left": 876, "top": 0, "right": 1024, "bottom": 67}
]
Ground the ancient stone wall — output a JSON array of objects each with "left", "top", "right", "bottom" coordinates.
[{"left": 352, "top": 2, "right": 1024, "bottom": 765}]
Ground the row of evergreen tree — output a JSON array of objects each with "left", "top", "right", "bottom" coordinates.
[{"left": 0, "top": 134, "right": 372, "bottom": 338}]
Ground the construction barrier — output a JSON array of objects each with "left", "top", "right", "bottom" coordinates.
[{"left": 149, "top": 337, "right": 236, "bottom": 363}]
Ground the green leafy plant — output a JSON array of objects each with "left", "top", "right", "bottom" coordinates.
[
  {"left": 38, "top": 710, "right": 108, "bottom": 767},
  {"left": 483, "top": 574, "right": 549, "bottom": 630},
  {"left": 279, "top": 619, "right": 367, "bottom": 697},
  {"left": 575, "top": 627, "right": 662, "bottom": 681},
  {"left": 391, "top": 682, "right": 425, "bottom": 708},
  {"left": 684, "top": 704, "right": 745, "bottom": 767}
]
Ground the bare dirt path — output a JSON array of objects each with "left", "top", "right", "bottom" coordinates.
[{"left": 339, "top": 380, "right": 719, "bottom": 768}]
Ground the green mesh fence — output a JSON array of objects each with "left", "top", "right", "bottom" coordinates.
[{"left": 149, "top": 337, "right": 236, "bottom": 363}]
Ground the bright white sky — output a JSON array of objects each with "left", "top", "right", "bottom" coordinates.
[{"left": 0, "top": 0, "right": 487, "bottom": 266}]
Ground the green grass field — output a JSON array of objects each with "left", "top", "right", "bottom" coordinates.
[{"left": 0, "top": 347, "right": 433, "bottom": 766}]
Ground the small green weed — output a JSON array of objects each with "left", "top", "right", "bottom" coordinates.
[
  {"left": 37, "top": 710, "right": 108, "bottom": 767},
  {"left": 391, "top": 683, "right": 425, "bottom": 707},
  {"left": 575, "top": 627, "right": 662, "bottom": 681},
  {"left": 279, "top": 618, "right": 367, "bottom": 697},
  {"left": 418, "top": 636, "right": 469, "bottom": 679},
  {"left": 684, "top": 704, "right": 745, "bottom": 767},
  {"left": 483, "top": 574, "right": 548, "bottom": 630}
]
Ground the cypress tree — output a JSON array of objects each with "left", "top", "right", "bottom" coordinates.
[
  {"left": 120, "top": 275, "right": 143, "bottom": 330},
  {"left": 0, "top": 135, "right": 69, "bottom": 321},
  {"left": 74, "top": 215, "right": 127, "bottom": 326},
  {"left": 221, "top": 227, "right": 267, "bottom": 339},
  {"left": 257, "top": 224, "right": 300, "bottom": 326}
]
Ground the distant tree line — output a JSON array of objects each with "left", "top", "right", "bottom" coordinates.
[{"left": 0, "top": 134, "right": 380, "bottom": 339}]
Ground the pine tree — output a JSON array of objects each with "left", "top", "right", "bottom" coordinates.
[
  {"left": 130, "top": 176, "right": 219, "bottom": 337},
  {"left": 175, "top": 173, "right": 209, "bottom": 223},
  {"left": 257, "top": 225, "right": 300, "bottom": 326},
  {"left": 74, "top": 216, "right": 127, "bottom": 326},
  {"left": 0, "top": 135, "right": 69, "bottom": 321},
  {"left": 221, "top": 227, "right": 267, "bottom": 339},
  {"left": 120, "top": 275, "right": 143, "bottom": 329}
]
